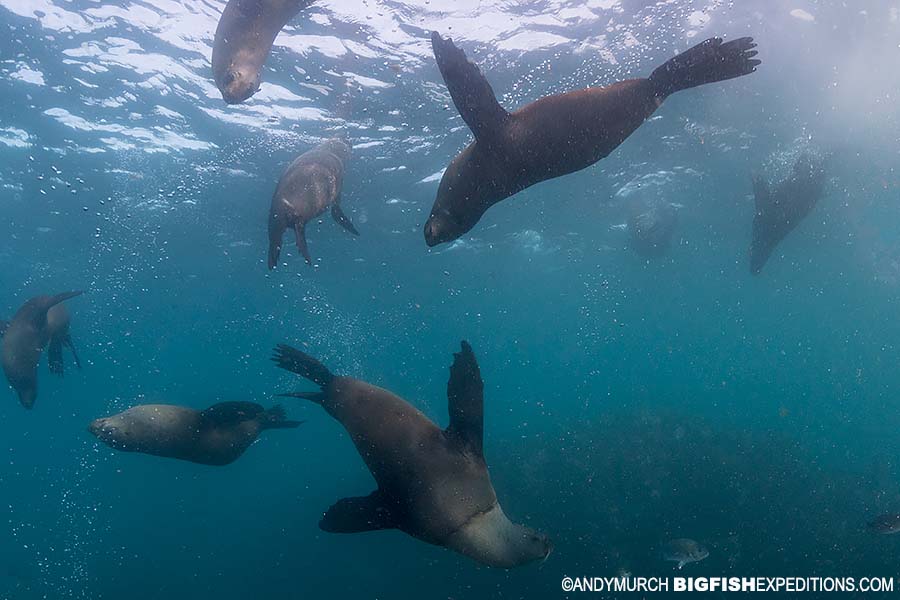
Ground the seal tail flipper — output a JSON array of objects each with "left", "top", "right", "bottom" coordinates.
[
  {"left": 65, "top": 334, "right": 82, "bottom": 370},
  {"left": 48, "top": 336, "right": 65, "bottom": 376},
  {"left": 271, "top": 344, "right": 334, "bottom": 388},
  {"left": 649, "top": 37, "right": 759, "bottom": 98},
  {"left": 431, "top": 31, "right": 510, "bottom": 141},
  {"left": 294, "top": 223, "right": 312, "bottom": 265},
  {"left": 445, "top": 340, "right": 484, "bottom": 456},
  {"left": 320, "top": 490, "right": 398, "bottom": 533},
  {"left": 331, "top": 204, "right": 359, "bottom": 236},
  {"left": 261, "top": 404, "right": 305, "bottom": 430}
]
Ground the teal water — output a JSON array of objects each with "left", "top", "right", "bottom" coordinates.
[{"left": 2, "top": 0, "right": 900, "bottom": 598}]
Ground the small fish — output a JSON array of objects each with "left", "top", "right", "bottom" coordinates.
[
  {"left": 663, "top": 538, "right": 709, "bottom": 569},
  {"left": 867, "top": 513, "right": 900, "bottom": 534}
]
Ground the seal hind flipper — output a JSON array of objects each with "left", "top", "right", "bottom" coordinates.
[
  {"left": 445, "top": 340, "right": 484, "bottom": 455},
  {"left": 201, "top": 401, "right": 265, "bottom": 426},
  {"left": 48, "top": 337, "right": 64, "bottom": 376},
  {"left": 271, "top": 344, "right": 335, "bottom": 388},
  {"left": 320, "top": 491, "right": 399, "bottom": 533},
  {"left": 331, "top": 204, "right": 359, "bottom": 236},
  {"left": 294, "top": 223, "right": 312, "bottom": 264},
  {"left": 649, "top": 37, "right": 760, "bottom": 98},
  {"left": 431, "top": 31, "right": 509, "bottom": 142},
  {"left": 261, "top": 405, "right": 305, "bottom": 429}
]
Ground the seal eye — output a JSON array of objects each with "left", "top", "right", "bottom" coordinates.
[{"left": 225, "top": 71, "right": 238, "bottom": 86}]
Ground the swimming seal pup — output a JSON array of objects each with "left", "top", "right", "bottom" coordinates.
[
  {"left": 2, "top": 291, "right": 83, "bottom": 409},
  {"left": 272, "top": 341, "right": 552, "bottom": 568},
  {"left": 212, "top": 0, "right": 313, "bottom": 104},
  {"left": 268, "top": 138, "right": 357, "bottom": 269},
  {"left": 46, "top": 303, "right": 81, "bottom": 376},
  {"left": 89, "top": 402, "right": 303, "bottom": 466},
  {"left": 749, "top": 153, "right": 826, "bottom": 274},
  {"left": 424, "top": 33, "right": 760, "bottom": 246}
]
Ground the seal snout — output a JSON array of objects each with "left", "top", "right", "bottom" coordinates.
[{"left": 221, "top": 69, "right": 260, "bottom": 105}]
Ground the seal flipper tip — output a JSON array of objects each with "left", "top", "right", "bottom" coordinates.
[
  {"left": 331, "top": 204, "right": 359, "bottom": 236},
  {"left": 320, "top": 491, "right": 398, "bottom": 533},
  {"left": 431, "top": 31, "right": 509, "bottom": 142},
  {"left": 271, "top": 344, "right": 334, "bottom": 388},
  {"left": 649, "top": 36, "right": 761, "bottom": 98}
]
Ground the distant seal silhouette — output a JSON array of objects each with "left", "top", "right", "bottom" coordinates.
[
  {"left": 212, "top": 0, "right": 313, "bottom": 104},
  {"left": 89, "top": 402, "right": 303, "bottom": 466},
  {"left": 749, "top": 153, "right": 826, "bottom": 274},
  {"left": 272, "top": 341, "right": 552, "bottom": 568},
  {"left": 46, "top": 303, "right": 82, "bottom": 376},
  {"left": 628, "top": 200, "right": 678, "bottom": 258},
  {"left": 268, "top": 138, "right": 358, "bottom": 268},
  {"left": 424, "top": 33, "right": 760, "bottom": 246},
  {"left": 2, "top": 291, "right": 83, "bottom": 409}
]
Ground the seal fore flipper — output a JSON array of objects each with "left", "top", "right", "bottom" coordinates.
[
  {"left": 65, "top": 334, "right": 82, "bottom": 370},
  {"left": 271, "top": 344, "right": 335, "bottom": 388},
  {"left": 649, "top": 36, "right": 760, "bottom": 98},
  {"left": 445, "top": 340, "right": 484, "bottom": 456},
  {"left": 331, "top": 204, "right": 359, "bottom": 236},
  {"left": 320, "top": 490, "right": 398, "bottom": 533},
  {"left": 48, "top": 336, "right": 64, "bottom": 376},
  {"left": 431, "top": 31, "right": 509, "bottom": 142}
]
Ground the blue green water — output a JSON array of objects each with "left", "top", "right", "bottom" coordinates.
[{"left": 2, "top": 0, "right": 900, "bottom": 598}]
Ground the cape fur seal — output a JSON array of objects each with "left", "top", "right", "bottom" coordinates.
[
  {"left": 424, "top": 33, "right": 760, "bottom": 246},
  {"left": 1, "top": 291, "right": 83, "bottom": 409},
  {"left": 272, "top": 341, "right": 552, "bottom": 568},
  {"left": 749, "top": 153, "right": 826, "bottom": 274},
  {"left": 268, "top": 138, "right": 357, "bottom": 269},
  {"left": 89, "top": 402, "right": 303, "bottom": 466},
  {"left": 212, "top": 0, "right": 313, "bottom": 104}
]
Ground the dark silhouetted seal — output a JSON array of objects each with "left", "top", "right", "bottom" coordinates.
[
  {"left": 46, "top": 303, "right": 82, "bottom": 376},
  {"left": 272, "top": 341, "right": 552, "bottom": 568},
  {"left": 89, "top": 402, "right": 303, "bottom": 466},
  {"left": 212, "top": 0, "right": 313, "bottom": 104},
  {"left": 2, "top": 291, "right": 82, "bottom": 409},
  {"left": 749, "top": 153, "right": 826, "bottom": 274},
  {"left": 424, "top": 33, "right": 760, "bottom": 246},
  {"left": 268, "top": 138, "right": 357, "bottom": 268}
]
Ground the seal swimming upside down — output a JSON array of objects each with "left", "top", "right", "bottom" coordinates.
[
  {"left": 212, "top": 0, "right": 314, "bottom": 104},
  {"left": 89, "top": 402, "right": 303, "bottom": 466},
  {"left": 424, "top": 32, "right": 761, "bottom": 246},
  {"left": 1, "top": 291, "right": 83, "bottom": 409},
  {"left": 268, "top": 138, "right": 358, "bottom": 269},
  {"left": 272, "top": 341, "right": 552, "bottom": 568}
]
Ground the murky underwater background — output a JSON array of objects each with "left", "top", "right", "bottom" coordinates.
[{"left": 2, "top": 0, "right": 900, "bottom": 598}]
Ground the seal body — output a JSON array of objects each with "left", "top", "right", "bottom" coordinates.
[
  {"left": 212, "top": 0, "right": 313, "bottom": 104},
  {"left": 424, "top": 33, "right": 760, "bottom": 246},
  {"left": 89, "top": 402, "right": 303, "bottom": 466},
  {"left": 267, "top": 138, "right": 358, "bottom": 268},
  {"left": 749, "top": 153, "right": 826, "bottom": 274},
  {"left": 272, "top": 341, "right": 552, "bottom": 568},
  {"left": 1, "top": 291, "right": 82, "bottom": 409}
]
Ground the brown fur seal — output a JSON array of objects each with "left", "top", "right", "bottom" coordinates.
[
  {"left": 424, "top": 33, "right": 760, "bottom": 246},
  {"left": 749, "top": 153, "right": 826, "bottom": 274},
  {"left": 267, "top": 138, "right": 357, "bottom": 269},
  {"left": 212, "top": 0, "right": 313, "bottom": 104},
  {"left": 272, "top": 341, "right": 552, "bottom": 568},
  {"left": 46, "top": 303, "right": 82, "bottom": 376},
  {"left": 89, "top": 402, "right": 303, "bottom": 466},
  {"left": 2, "top": 291, "right": 83, "bottom": 409}
]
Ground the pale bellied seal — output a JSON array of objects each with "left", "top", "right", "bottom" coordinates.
[
  {"left": 424, "top": 33, "right": 760, "bottom": 246},
  {"left": 272, "top": 341, "right": 552, "bottom": 568},
  {"left": 46, "top": 303, "right": 81, "bottom": 376},
  {"left": 2, "top": 291, "right": 83, "bottom": 409},
  {"left": 212, "top": 0, "right": 313, "bottom": 104},
  {"left": 267, "top": 138, "right": 358, "bottom": 269},
  {"left": 749, "top": 153, "right": 826, "bottom": 274},
  {"left": 89, "top": 402, "right": 303, "bottom": 466}
]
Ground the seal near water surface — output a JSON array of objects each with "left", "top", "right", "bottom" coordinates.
[
  {"left": 424, "top": 32, "right": 760, "bottom": 246},
  {"left": 1, "top": 291, "right": 83, "bottom": 409},
  {"left": 89, "top": 402, "right": 303, "bottom": 465},
  {"left": 271, "top": 341, "right": 552, "bottom": 568},
  {"left": 268, "top": 138, "right": 357, "bottom": 269},
  {"left": 749, "top": 153, "right": 826, "bottom": 274},
  {"left": 212, "top": 0, "right": 314, "bottom": 104}
]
